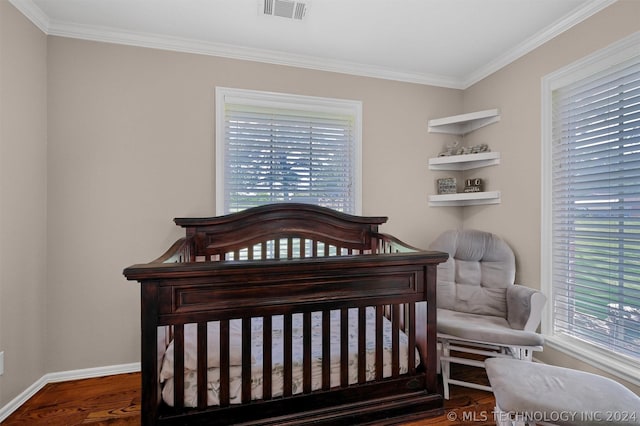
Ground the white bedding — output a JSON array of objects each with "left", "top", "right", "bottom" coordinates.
[{"left": 160, "top": 307, "right": 420, "bottom": 407}]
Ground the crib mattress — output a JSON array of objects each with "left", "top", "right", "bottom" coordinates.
[{"left": 159, "top": 307, "right": 420, "bottom": 407}]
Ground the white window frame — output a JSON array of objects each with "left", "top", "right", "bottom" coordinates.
[
  {"left": 215, "top": 87, "right": 362, "bottom": 216},
  {"left": 541, "top": 31, "right": 640, "bottom": 387}
]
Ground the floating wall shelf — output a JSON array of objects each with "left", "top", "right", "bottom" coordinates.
[
  {"left": 428, "top": 191, "right": 501, "bottom": 207},
  {"left": 427, "top": 109, "right": 502, "bottom": 207},
  {"left": 428, "top": 151, "right": 500, "bottom": 171},
  {"left": 428, "top": 109, "right": 500, "bottom": 135}
]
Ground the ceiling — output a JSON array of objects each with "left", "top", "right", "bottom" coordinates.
[{"left": 10, "top": 0, "right": 616, "bottom": 89}]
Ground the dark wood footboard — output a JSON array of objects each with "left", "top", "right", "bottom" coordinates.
[{"left": 124, "top": 204, "right": 447, "bottom": 425}]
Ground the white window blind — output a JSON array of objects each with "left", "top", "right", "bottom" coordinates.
[
  {"left": 551, "top": 57, "right": 640, "bottom": 362},
  {"left": 216, "top": 88, "right": 361, "bottom": 215}
]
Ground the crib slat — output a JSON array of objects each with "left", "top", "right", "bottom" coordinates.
[
  {"left": 340, "top": 308, "right": 349, "bottom": 387},
  {"left": 299, "top": 238, "right": 305, "bottom": 258},
  {"left": 196, "top": 322, "right": 208, "bottom": 409},
  {"left": 287, "top": 237, "right": 293, "bottom": 259},
  {"left": 392, "top": 304, "right": 400, "bottom": 377},
  {"left": 303, "top": 311, "right": 312, "bottom": 393},
  {"left": 283, "top": 313, "right": 292, "bottom": 397},
  {"left": 357, "top": 307, "right": 366, "bottom": 384},
  {"left": 375, "top": 306, "right": 384, "bottom": 381},
  {"left": 322, "top": 310, "right": 331, "bottom": 390},
  {"left": 274, "top": 239, "right": 281, "bottom": 260},
  {"left": 174, "top": 324, "right": 185, "bottom": 409},
  {"left": 261, "top": 241, "right": 267, "bottom": 260},
  {"left": 242, "top": 318, "right": 252, "bottom": 403},
  {"left": 263, "top": 315, "right": 272, "bottom": 400},
  {"left": 408, "top": 303, "right": 416, "bottom": 373},
  {"left": 219, "top": 320, "right": 230, "bottom": 406}
]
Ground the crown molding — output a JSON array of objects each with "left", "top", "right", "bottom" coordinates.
[
  {"left": 461, "top": 0, "right": 617, "bottom": 88},
  {"left": 9, "top": 0, "right": 616, "bottom": 90},
  {"left": 8, "top": 0, "right": 49, "bottom": 33},
  {"left": 43, "top": 19, "right": 465, "bottom": 89}
]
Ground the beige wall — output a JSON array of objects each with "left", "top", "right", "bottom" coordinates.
[
  {"left": 45, "top": 37, "right": 461, "bottom": 373},
  {"left": 0, "top": 1, "right": 48, "bottom": 407},
  {"left": 462, "top": 0, "right": 640, "bottom": 394}
]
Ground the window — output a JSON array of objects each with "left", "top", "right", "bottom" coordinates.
[
  {"left": 215, "top": 87, "right": 362, "bottom": 215},
  {"left": 542, "top": 33, "right": 640, "bottom": 385}
]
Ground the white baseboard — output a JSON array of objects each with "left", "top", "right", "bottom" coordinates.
[
  {"left": 0, "top": 362, "right": 140, "bottom": 422},
  {"left": 44, "top": 361, "right": 141, "bottom": 383},
  {"left": 0, "top": 375, "right": 48, "bottom": 423}
]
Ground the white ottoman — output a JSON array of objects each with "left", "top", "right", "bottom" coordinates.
[{"left": 485, "top": 358, "right": 640, "bottom": 426}]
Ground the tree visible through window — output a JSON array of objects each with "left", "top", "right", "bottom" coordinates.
[{"left": 215, "top": 88, "right": 362, "bottom": 215}]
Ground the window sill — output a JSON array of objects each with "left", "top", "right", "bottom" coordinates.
[{"left": 544, "top": 335, "right": 640, "bottom": 388}]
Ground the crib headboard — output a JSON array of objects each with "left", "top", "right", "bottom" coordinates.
[{"left": 171, "top": 203, "right": 390, "bottom": 262}]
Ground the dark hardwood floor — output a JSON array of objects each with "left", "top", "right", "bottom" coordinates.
[{"left": 2, "top": 365, "right": 495, "bottom": 425}]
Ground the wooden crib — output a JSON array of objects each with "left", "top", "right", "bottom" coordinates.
[{"left": 123, "top": 203, "right": 447, "bottom": 425}]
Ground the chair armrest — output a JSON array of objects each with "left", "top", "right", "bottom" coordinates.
[{"left": 506, "top": 285, "right": 547, "bottom": 331}]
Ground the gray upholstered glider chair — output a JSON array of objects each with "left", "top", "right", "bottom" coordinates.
[{"left": 428, "top": 229, "right": 546, "bottom": 400}]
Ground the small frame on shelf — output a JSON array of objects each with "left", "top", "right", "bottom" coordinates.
[
  {"left": 437, "top": 177, "right": 457, "bottom": 194},
  {"left": 464, "top": 178, "right": 483, "bottom": 193}
]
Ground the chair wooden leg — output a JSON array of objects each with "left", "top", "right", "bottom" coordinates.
[{"left": 440, "top": 339, "right": 451, "bottom": 400}]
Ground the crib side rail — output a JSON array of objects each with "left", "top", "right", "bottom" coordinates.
[
  {"left": 376, "top": 232, "right": 424, "bottom": 254},
  {"left": 151, "top": 237, "right": 190, "bottom": 264}
]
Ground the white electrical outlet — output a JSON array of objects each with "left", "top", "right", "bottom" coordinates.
[{"left": 0, "top": 351, "right": 4, "bottom": 375}]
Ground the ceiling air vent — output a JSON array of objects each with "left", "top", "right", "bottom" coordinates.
[{"left": 264, "top": 0, "right": 307, "bottom": 20}]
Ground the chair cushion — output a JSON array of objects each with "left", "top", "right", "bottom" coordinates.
[
  {"left": 485, "top": 358, "right": 640, "bottom": 426},
  {"left": 429, "top": 229, "right": 516, "bottom": 318},
  {"left": 438, "top": 308, "right": 544, "bottom": 347}
]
